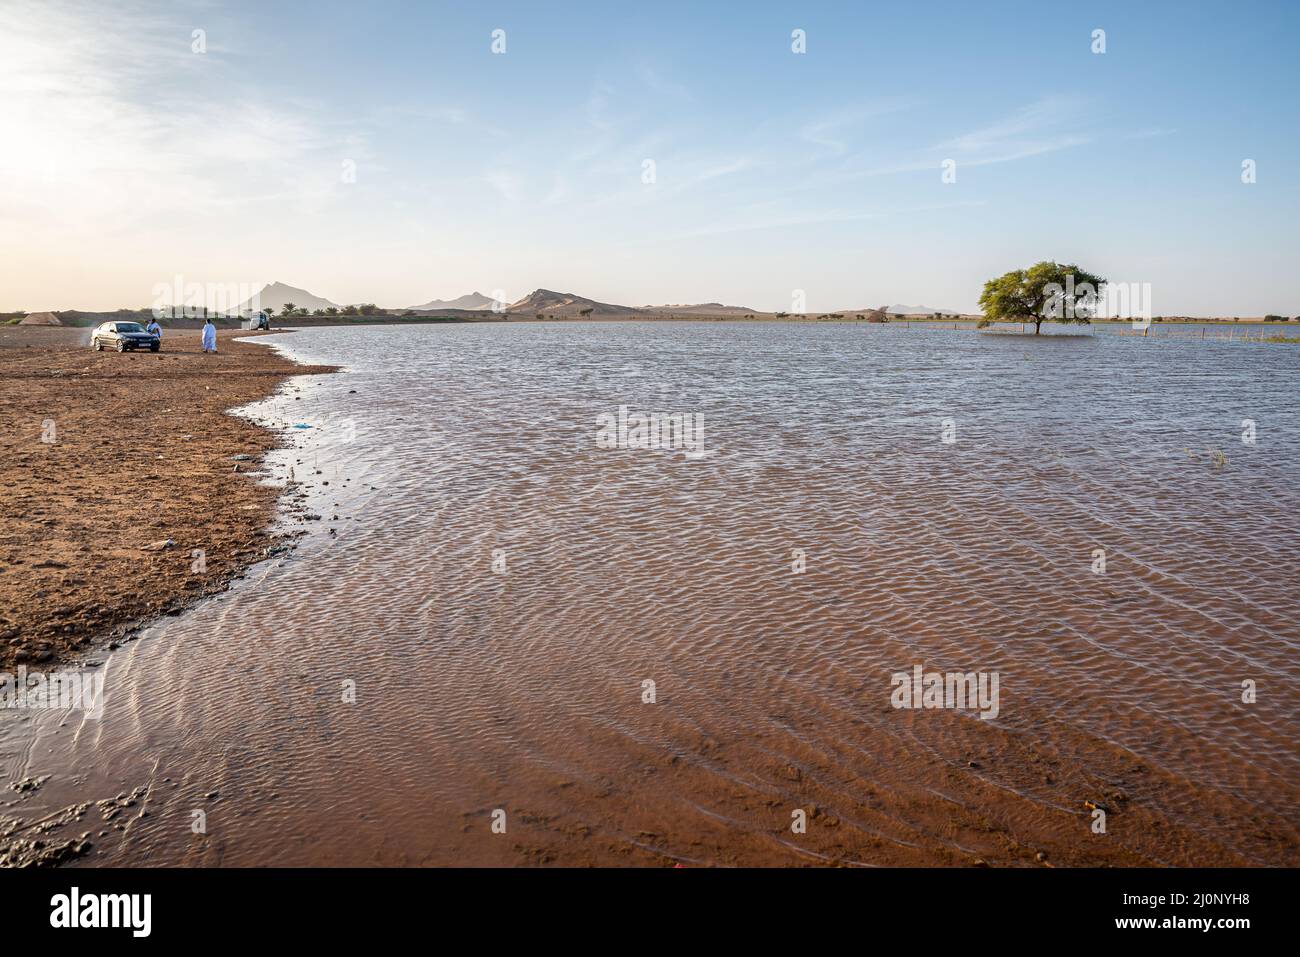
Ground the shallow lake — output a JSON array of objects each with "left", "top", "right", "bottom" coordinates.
[{"left": 4, "top": 321, "right": 1297, "bottom": 865}]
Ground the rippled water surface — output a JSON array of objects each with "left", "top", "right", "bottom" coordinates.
[{"left": 6, "top": 322, "right": 1299, "bottom": 866}]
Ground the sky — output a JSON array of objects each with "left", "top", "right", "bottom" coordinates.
[{"left": 1, "top": 0, "right": 1297, "bottom": 315}]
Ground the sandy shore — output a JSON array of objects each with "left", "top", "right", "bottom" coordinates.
[{"left": 0, "top": 326, "right": 332, "bottom": 669}]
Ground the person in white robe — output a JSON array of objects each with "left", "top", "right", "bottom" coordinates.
[{"left": 201, "top": 318, "right": 217, "bottom": 353}]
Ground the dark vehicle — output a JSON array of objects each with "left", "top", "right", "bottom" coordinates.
[{"left": 92, "top": 321, "right": 160, "bottom": 352}]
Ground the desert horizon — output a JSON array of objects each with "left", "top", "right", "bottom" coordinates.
[{"left": 9, "top": 275, "right": 1300, "bottom": 322}]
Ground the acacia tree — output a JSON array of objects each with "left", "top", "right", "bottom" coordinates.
[{"left": 978, "top": 261, "right": 1106, "bottom": 334}]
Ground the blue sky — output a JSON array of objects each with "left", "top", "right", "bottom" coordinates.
[{"left": 1, "top": 0, "right": 1297, "bottom": 313}]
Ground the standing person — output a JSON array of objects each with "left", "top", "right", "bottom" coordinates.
[{"left": 201, "top": 316, "right": 217, "bottom": 354}]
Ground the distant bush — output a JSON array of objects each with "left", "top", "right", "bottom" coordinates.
[{"left": 1264, "top": 314, "right": 1286, "bottom": 322}]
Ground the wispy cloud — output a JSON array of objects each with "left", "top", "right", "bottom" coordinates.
[
  {"left": 635, "top": 62, "right": 693, "bottom": 101},
  {"left": 935, "top": 95, "right": 1093, "bottom": 162},
  {"left": 484, "top": 169, "right": 525, "bottom": 203},
  {"left": 0, "top": 0, "right": 352, "bottom": 230},
  {"left": 1124, "top": 127, "right": 1177, "bottom": 140},
  {"left": 799, "top": 100, "right": 916, "bottom": 153}
]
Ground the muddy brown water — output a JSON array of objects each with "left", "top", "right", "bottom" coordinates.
[{"left": 3, "top": 321, "right": 1298, "bottom": 866}]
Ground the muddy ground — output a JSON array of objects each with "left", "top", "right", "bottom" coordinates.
[{"left": 0, "top": 326, "right": 333, "bottom": 669}]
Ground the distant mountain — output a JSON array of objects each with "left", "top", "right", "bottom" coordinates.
[
  {"left": 237, "top": 281, "right": 339, "bottom": 315},
  {"left": 507, "top": 289, "right": 640, "bottom": 317},
  {"left": 227, "top": 284, "right": 962, "bottom": 320},
  {"left": 407, "top": 291, "right": 497, "bottom": 312},
  {"left": 886, "top": 304, "right": 957, "bottom": 315},
  {"left": 641, "top": 302, "right": 759, "bottom": 316}
]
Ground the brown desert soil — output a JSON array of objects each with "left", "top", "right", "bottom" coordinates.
[{"left": 0, "top": 326, "right": 333, "bottom": 669}]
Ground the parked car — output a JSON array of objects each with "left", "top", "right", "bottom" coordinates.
[{"left": 91, "top": 321, "right": 160, "bottom": 352}]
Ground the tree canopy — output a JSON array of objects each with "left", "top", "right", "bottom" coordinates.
[{"left": 978, "top": 261, "right": 1106, "bottom": 334}]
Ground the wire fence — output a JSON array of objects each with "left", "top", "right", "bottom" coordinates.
[{"left": 892, "top": 320, "right": 1299, "bottom": 342}]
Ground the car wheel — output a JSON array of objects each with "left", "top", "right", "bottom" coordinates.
[
  {"left": 93, "top": 339, "right": 103, "bottom": 351},
  {"left": 150, "top": 344, "right": 160, "bottom": 352},
  {"left": 116, "top": 340, "right": 127, "bottom": 352}
]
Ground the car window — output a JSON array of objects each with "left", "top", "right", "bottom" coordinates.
[{"left": 115, "top": 323, "right": 145, "bottom": 332}]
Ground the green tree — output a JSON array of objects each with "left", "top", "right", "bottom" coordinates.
[
  {"left": 282, "top": 301, "right": 296, "bottom": 315},
  {"left": 978, "top": 261, "right": 1106, "bottom": 334}
]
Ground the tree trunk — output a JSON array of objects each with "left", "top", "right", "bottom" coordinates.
[{"left": 1034, "top": 318, "right": 1042, "bottom": 335}]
